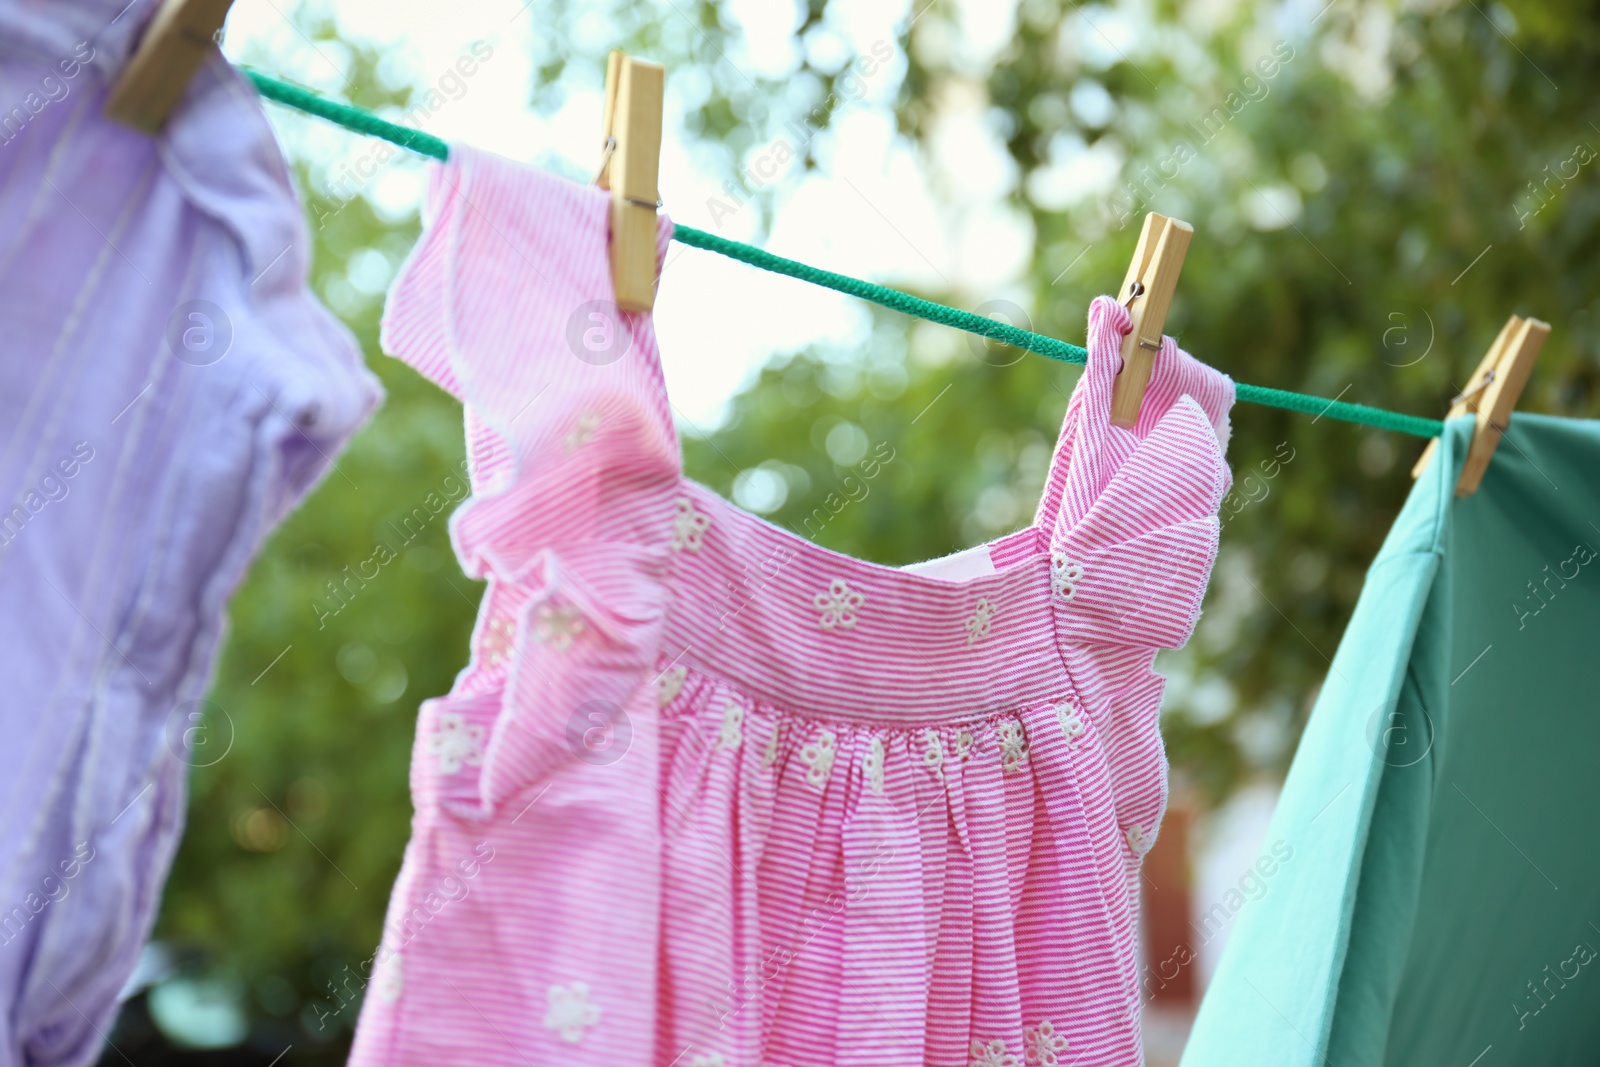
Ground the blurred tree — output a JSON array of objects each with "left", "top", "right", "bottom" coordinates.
[
  {"left": 689, "top": 0, "right": 1600, "bottom": 803},
  {"left": 110, "top": 0, "right": 1600, "bottom": 1061}
]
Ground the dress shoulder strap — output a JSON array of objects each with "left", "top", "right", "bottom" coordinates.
[
  {"left": 380, "top": 145, "right": 680, "bottom": 579},
  {"left": 1031, "top": 296, "right": 1235, "bottom": 545}
]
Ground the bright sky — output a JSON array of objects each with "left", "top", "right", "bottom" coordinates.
[{"left": 222, "top": 0, "right": 1037, "bottom": 429}]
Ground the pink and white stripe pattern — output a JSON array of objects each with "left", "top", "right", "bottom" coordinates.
[{"left": 349, "top": 145, "right": 1235, "bottom": 1067}]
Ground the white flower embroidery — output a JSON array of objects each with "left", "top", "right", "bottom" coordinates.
[
  {"left": 863, "top": 735, "right": 886, "bottom": 795},
  {"left": 1055, "top": 700, "right": 1085, "bottom": 742},
  {"left": 964, "top": 598, "right": 997, "bottom": 644},
  {"left": 482, "top": 614, "right": 515, "bottom": 667},
  {"left": 800, "top": 728, "right": 839, "bottom": 789},
  {"left": 563, "top": 411, "right": 601, "bottom": 453},
  {"left": 762, "top": 723, "right": 782, "bottom": 768},
  {"left": 998, "top": 719, "right": 1028, "bottom": 774},
  {"left": 543, "top": 981, "right": 601, "bottom": 1043},
  {"left": 533, "top": 603, "right": 586, "bottom": 652},
  {"left": 922, "top": 730, "right": 944, "bottom": 777},
  {"left": 671, "top": 497, "right": 712, "bottom": 552},
  {"left": 1023, "top": 1020, "right": 1070, "bottom": 1065},
  {"left": 374, "top": 950, "right": 402, "bottom": 1004},
  {"left": 955, "top": 729, "right": 974, "bottom": 761},
  {"left": 1050, "top": 549, "right": 1084, "bottom": 601},
  {"left": 427, "top": 711, "right": 485, "bottom": 775},
  {"left": 813, "top": 578, "right": 865, "bottom": 630},
  {"left": 657, "top": 664, "right": 687, "bottom": 707},
  {"left": 718, "top": 696, "right": 745, "bottom": 751},
  {"left": 969, "top": 1038, "right": 1020, "bottom": 1067},
  {"left": 1127, "top": 825, "right": 1154, "bottom": 855},
  {"left": 689, "top": 1055, "right": 726, "bottom": 1067}
]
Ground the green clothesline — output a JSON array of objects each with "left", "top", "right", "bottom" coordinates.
[{"left": 243, "top": 69, "right": 1447, "bottom": 441}]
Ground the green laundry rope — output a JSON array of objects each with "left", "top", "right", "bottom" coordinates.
[
  {"left": 248, "top": 71, "right": 451, "bottom": 160},
  {"left": 1231, "top": 383, "right": 1443, "bottom": 438},
  {"left": 244, "top": 69, "right": 1447, "bottom": 440},
  {"left": 669, "top": 224, "right": 1089, "bottom": 365}
]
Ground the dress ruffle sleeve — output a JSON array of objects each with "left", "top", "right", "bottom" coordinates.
[
  {"left": 352, "top": 149, "right": 680, "bottom": 1067},
  {"left": 1045, "top": 296, "right": 1234, "bottom": 879},
  {"left": 378, "top": 144, "right": 680, "bottom": 812}
]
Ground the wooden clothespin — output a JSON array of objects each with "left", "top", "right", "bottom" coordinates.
[
  {"left": 597, "top": 52, "right": 664, "bottom": 313},
  {"left": 1412, "top": 314, "right": 1550, "bottom": 495},
  {"left": 1110, "top": 213, "right": 1193, "bottom": 428},
  {"left": 1453, "top": 315, "right": 1549, "bottom": 497},
  {"left": 1410, "top": 317, "right": 1517, "bottom": 482},
  {"left": 105, "top": 0, "right": 234, "bottom": 133}
]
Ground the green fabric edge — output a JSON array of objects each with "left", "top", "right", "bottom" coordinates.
[{"left": 1180, "top": 415, "right": 1472, "bottom": 1066}]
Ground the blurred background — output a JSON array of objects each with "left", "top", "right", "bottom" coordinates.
[{"left": 100, "top": 0, "right": 1596, "bottom": 1061}]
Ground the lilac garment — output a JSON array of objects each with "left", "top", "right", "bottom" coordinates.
[{"left": 0, "top": 4, "right": 382, "bottom": 1065}]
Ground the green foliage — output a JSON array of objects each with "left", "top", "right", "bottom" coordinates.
[
  {"left": 123, "top": 0, "right": 1600, "bottom": 1061},
  {"left": 692, "top": 0, "right": 1600, "bottom": 803},
  {"left": 685, "top": 331, "right": 1081, "bottom": 563}
]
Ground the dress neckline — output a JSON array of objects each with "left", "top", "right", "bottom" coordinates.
[{"left": 649, "top": 260, "right": 1088, "bottom": 725}]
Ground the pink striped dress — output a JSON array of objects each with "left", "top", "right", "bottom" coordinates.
[{"left": 349, "top": 145, "right": 1235, "bottom": 1067}]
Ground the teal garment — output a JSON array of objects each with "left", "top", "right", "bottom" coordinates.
[{"left": 1183, "top": 412, "right": 1600, "bottom": 1067}]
